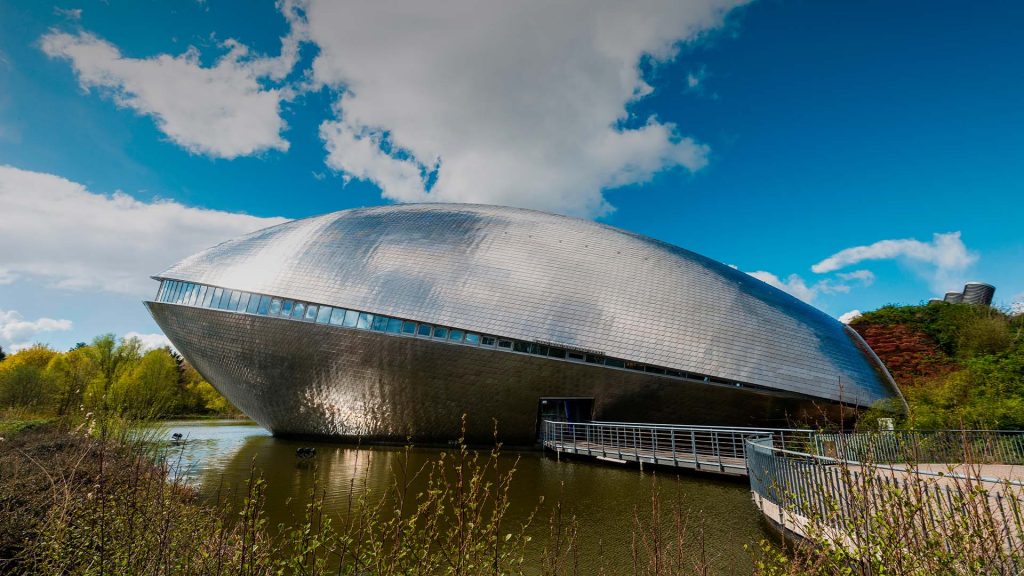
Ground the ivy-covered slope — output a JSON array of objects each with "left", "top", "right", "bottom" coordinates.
[{"left": 850, "top": 303, "right": 1024, "bottom": 429}]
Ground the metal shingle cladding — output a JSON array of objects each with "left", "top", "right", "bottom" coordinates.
[{"left": 156, "top": 203, "right": 898, "bottom": 407}]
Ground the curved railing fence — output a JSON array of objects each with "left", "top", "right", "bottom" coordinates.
[
  {"left": 541, "top": 420, "right": 813, "bottom": 475},
  {"left": 746, "top": 434, "right": 1024, "bottom": 570},
  {"left": 813, "top": 430, "right": 1024, "bottom": 465}
]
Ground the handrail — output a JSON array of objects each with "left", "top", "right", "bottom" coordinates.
[
  {"left": 744, "top": 434, "right": 1024, "bottom": 564},
  {"left": 589, "top": 420, "right": 814, "bottom": 433},
  {"left": 763, "top": 434, "right": 1024, "bottom": 486},
  {"left": 541, "top": 419, "right": 815, "bottom": 475}
]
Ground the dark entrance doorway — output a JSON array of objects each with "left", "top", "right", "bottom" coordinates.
[{"left": 536, "top": 397, "right": 594, "bottom": 442}]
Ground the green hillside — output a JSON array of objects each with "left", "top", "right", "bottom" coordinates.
[{"left": 851, "top": 302, "right": 1024, "bottom": 429}]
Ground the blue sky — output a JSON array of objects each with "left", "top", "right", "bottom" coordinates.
[{"left": 0, "top": 0, "right": 1021, "bottom": 351}]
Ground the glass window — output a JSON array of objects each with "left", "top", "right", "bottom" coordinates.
[
  {"left": 449, "top": 329, "right": 464, "bottom": 342},
  {"left": 481, "top": 336, "right": 495, "bottom": 346},
  {"left": 269, "top": 298, "right": 282, "bottom": 316},
  {"left": 169, "top": 282, "right": 180, "bottom": 302},
  {"left": 292, "top": 302, "right": 306, "bottom": 319},
  {"left": 548, "top": 347, "right": 566, "bottom": 359},
  {"left": 219, "top": 290, "right": 234, "bottom": 310},
  {"left": 464, "top": 333, "right": 480, "bottom": 345},
  {"left": 605, "top": 358, "right": 625, "bottom": 368},
  {"left": 191, "top": 284, "right": 203, "bottom": 306},
  {"left": 196, "top": 285, "right": 208, "bottom": 307},
  {"left": 386, "top": 317, "right": 403, "bottom": 333},
  {"left": 203, "top": 286, "right": 216, "bottom": 308},
  {"left": 432, "top": 326, "right": 448, "bottom": 339},
  {"left": 211, "top": 288, "right": 224, "bottom": 309},
  {"left": 357, "top": 313, "right": 373, "bottom": 329},
  {"left": 402, "top": 321, "right": 416, "bottom": 334},
  {"left": 156, "top": 282, "right": 166, "bottom": 302},
  {"left": 417, "top": 323, "right": 432, "bottom": 336},
  {"left": 585, "top": 354, "right": 601, "bottom": 364},
  {"left": 246, "top": 293, "right": 260, "bottom": 314},
  {"left": 343, "top": 309, "right": 359, "bottom": 328},
  {"left": 180, "top": 283, "right": 192, "bottom": 304},
  {"left": 257, "top": 295, "right": 271, "bottom": 315},
  {"left": 281, "top": 300, "right": 294, "bottom": 317},
  {"left": 316, "top": 306, "right": 333, "bottom": 324},
  {"left": 567, "top": 351, "right": 585, "bottom": 361},
  {"left": 497, "top": 340, "right": 512, "bottom": 349},
  {"left": 513, "top": 341, "right": 529, "bottom": 353},
  {"left": 237, "top": 292, "right": 251, "bottom": 312},
  {"left": 229, "top": 290, "right": 241, "bottom": 311},
  {"left": 534, "top": 344, "right": 549, "bottom": 356},
  {"left": 371, "top": 315, "right": 388, "bottom": 331},
  {"left": 330, "top": 307, "right": 347, "bottom": 325},
  {"left": 305, "top": 305, "right": 318, "bottom": 321},
  {"left": 175, "top": 282, "right": 185, "bottom": 303}
]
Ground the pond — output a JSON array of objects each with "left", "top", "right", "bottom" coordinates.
[{"left": 159, "top": 419, "right": 771, "bottom": 574}]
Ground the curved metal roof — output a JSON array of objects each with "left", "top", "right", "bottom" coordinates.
[{"left": 156, "top": 203, "right": 899, "bottom": 406}]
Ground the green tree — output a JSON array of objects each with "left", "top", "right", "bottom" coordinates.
[
  {"left": 0, "top": 344, "right": 6, "bottom": 363},
  {"left": 0, "top": 345, "right": 58, "bottom": 409},
  {"left": 110, "top": 349, "right": 178, "bottom": 418},
  {"left": 44, "top": 347, "right": 98, "bottom": 416},
  {"left": 84, "top": 334, "right": 142, "bottom": 417}
]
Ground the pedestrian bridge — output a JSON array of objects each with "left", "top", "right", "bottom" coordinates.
[{"left": 540, "top": 419, "right": 812, "bottom": 476}]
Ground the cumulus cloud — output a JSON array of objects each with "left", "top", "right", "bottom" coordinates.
[
  {"left": 745, "top": 270, "right": 864, "bottom": 304},
  {"left": 125, "top": 331, "right": 175, "bottom": 352},
  {"left": 0, "top": 165, "right": 287, "bottom": 296},
  {"left": 838, "top": 310, "right": 862, "bottom": 324},
  {"left": 0, "top": 309, "right": 73, "bottom": 352},
  {"left": 40, "top": 0, "right": 306, "bottom": 159},
  {"left": 308, "top": 0, "right": 743, "bottom": 217},
  {"left": 747, "top": 271, "right": 819, "bottom": 303},
  {"left": 836, "top": 269, "right": 875, "bottom": 286},
  {"left": 812, "top": 232, "right": 977, "bottom": 292},
  {"left": 1011, "top": 294, "right": 1024, "bottom": 317},
  {"left": 53, "top": 7, "right": 82, "bottom": 21}
]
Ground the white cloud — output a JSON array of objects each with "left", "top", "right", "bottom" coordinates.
[
  {"left": 0, "top": 268, "right": 16, "bottom": 285},
  {"left": 747, "top": 271, "right": 819, "bottom": 303},
  {"left": 1011, "top": 294, "right": 1024, "bottom": 317},
  {"left": 838, "top": 310, "right": 862, "bottom": 324},
  {"left": 0, "top": 309, "right": 73, "bottom": 352},
  {"left": 0, "top": 165, "right": 287, "bottom": 296},
  {"left": 53, "top": 7, "right": 82, "bottom": 21},
  {"left": 812, "top": 232, "right": 977, "bottom": 292},
  {"left": 40, "top": 0, "right": 306, "bottom": 159},
  {"left": 836, "top": 269, "right": 875, "bottom": 286},
  {"left": 307, "top": 0, "right": 743, "bottom": 217},
  {"left": 125, "top": 331, "right": 175, "bottom": 352},
  {"left": 746, "top": 269, "right": 867, "bottom": 304}
]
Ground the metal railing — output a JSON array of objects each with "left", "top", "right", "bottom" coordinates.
[
  {"left": 746, "top": 435, "right": 1024, "bottom": 567},
  {"left": 541, "top": 420, "right": 813, "bottom": 475},
  {"left": 814, "top": 430, "right": 1024, "bottom": 465}
]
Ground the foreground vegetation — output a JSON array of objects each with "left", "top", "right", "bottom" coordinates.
[
  {"left": 852, "top": 302, "right": 1024, "bottom": 429},
  {"left": 0, "top": 418, "right": 726, "bottom": 576},
  {"left": 0, "top": 334, "right": 239, "bottom": 421},
  {"left": 3, "top": 419, "right": 1021, "bottom": 575}
]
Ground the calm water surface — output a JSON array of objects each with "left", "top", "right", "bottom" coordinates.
[{"left": 160, "top": 420, "right": 769, "bottom": 574}]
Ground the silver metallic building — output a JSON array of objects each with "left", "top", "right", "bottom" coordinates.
[{"left": 146, "top": 204, "right": 902, "bottom": 444}]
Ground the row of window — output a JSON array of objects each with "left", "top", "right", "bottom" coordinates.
[{"left": 154, "top": 279, "right": 752, "bottom": 389}]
